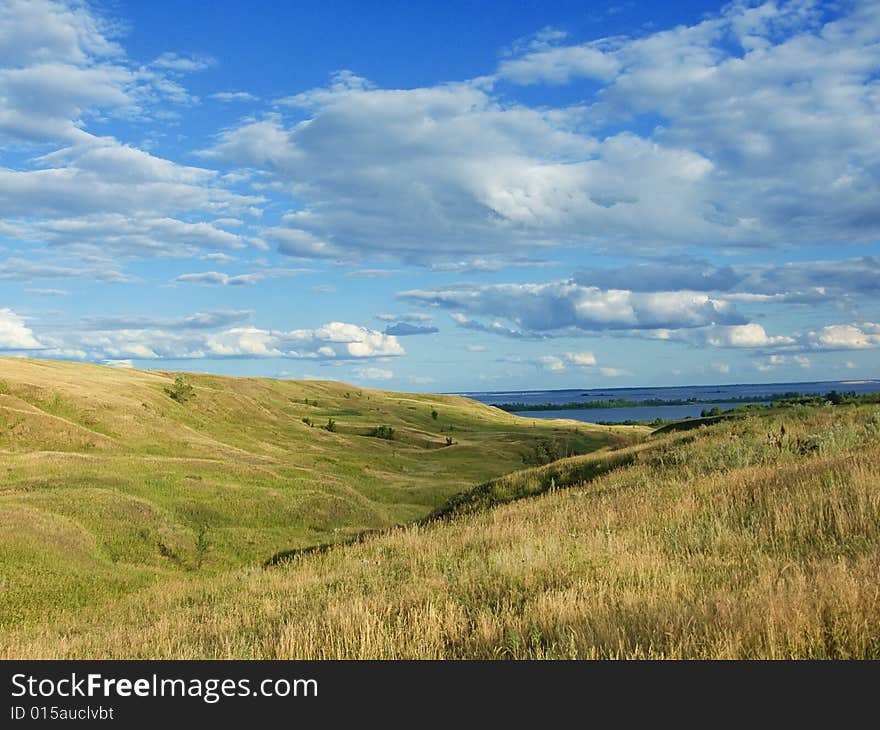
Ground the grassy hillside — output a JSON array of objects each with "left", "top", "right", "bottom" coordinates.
[
  {"left": 0, "top": 357, "right": 629, "bottom": 630},
  {"left": 4, "top": 391, "right": 878, "bottom": 658}
]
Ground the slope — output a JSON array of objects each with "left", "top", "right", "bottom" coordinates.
[
  {"left": 0, "top": 357, "right": 632, "bottom": 628},
  {"left": 4, "top": 402, "right": 877, "bottom": 659}
]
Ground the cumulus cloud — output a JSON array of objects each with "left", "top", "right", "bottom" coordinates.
[
  {"left": 538, "top": 355, "right": 565, "bottom": 371},
  {"left": 400, "top": 280, "right": 744, "bottom": 333},
  {"left": 0, "top": 1, "right": 212, "bottom": 144},
  {"left": 565, "top": 351, "right": 597, "bottom": 367},
  {"left": 575, "top": 256, "right": 880, "bottom": 303},
  {"left": 0, "top": 308, "right": 43, "bottom": 349},
  {"left": 0, "top": 0, "right": 263, "bottom": 266},
  {"left": 648, "top": 321, "right": 880, "bottom": 354},
  {"left": 29, "top": 319, "right": 404, "bottom": 363},
  {"left": 199, "top": 2, "right": 880, "bottom": 262},
  {"left": 805, "top": 323, "right": 880, "bottom": 351},
  {"left": 1, "top": 141, "right": 261, "bottom": 223}
]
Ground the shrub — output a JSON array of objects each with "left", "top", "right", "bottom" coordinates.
[
  {"left": 431, "top": 409, "right": 439, "bottom": 420},
  {"left": 325, "top": 418, "right": 337, "bottom": 432},
  {"left": 165, "top": 374, "right": 194, "bottom": 403},
  {"left": 371, "top": 425, "right": 395, "bottom": 440}
]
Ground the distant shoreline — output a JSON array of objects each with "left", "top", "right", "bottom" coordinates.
[{"left": 491, "top": 391, "right": 808, "bottom": 412}]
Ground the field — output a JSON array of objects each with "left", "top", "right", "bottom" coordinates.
[
  {"left": 2, "top": 359, "right": 878, "bottom": 659},
  {"left": 0, "top": 357, "right": 625, "bottom": 633}
]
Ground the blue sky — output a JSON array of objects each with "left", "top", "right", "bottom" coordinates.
[{"left": 1, "top": 0, "right": 879, "bottom": 391}]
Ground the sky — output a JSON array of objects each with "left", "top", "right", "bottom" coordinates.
[{"left": 1, "top": 0, "right": 879, "bottom": 392}]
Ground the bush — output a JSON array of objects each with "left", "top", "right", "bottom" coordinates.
[
  {"left": 165, "top": 374, "right": 194, "bottom": 403},
  {"left": 325, "top": 418, "right": 337, "bottom": 432},
  {"left": 431, "top": 409, "right": 439, "bottom": 420},
  {"left": 524, "top": 438, "right": 572, "bottom": 465},
  {"left": 371, "top": 425, "right": 395, "bottom": 440}
]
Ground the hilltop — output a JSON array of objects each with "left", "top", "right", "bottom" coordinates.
[{"left": 0, "top": 357, "right": 631, "bottom": 629}]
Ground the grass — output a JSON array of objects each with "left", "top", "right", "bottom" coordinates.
[
  {"left": 2, "top": 376, "right": 878, "bottom": 658},
  {"left": 0, "top": 357, "right": 628, "bottom": 631}
]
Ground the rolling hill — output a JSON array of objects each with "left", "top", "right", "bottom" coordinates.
[
  {"left": 3, "top": 358, "right": 877, "bottom": 659},
  {"left": 0, "top": 357, "right": 631, "bottom": 630}
]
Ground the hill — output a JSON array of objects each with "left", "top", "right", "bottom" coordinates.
[
  {"left": 3, "top": 398, "right": 878, "bottom": 659},
  {"left": 0, "top": 357, "right": 631, "bottom": 630}
]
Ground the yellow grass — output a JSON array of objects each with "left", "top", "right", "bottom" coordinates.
[{"left": 4, "top": 402, "right": 878, "bottom": 659}]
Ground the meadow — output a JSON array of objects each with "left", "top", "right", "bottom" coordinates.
[
  {"left": 0, "top": 358, "right": 624, "bottom": 632},
  {"left": 1, "top": 358, "right": 877, "bottom": 659}
]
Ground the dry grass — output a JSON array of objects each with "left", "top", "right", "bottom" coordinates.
[
  {"left": 4, "top": 404, "right": 879, "bottom": 659},
  {"left": 0, "top": 357, "right": 627, "bottom": 630}
]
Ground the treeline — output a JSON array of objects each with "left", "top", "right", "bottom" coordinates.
[
  {"left": 493, "top": 392, "right": 813, "bottom": 412},
  {"left": 722, "top": 390, "right": 880, "bottom": 413}
]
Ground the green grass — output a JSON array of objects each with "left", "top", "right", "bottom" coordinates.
[
  {"left": 3, "top": 401, "right": 878, "bottom": 659},
  {"left": 5, "top": 358, "right": 876, "bottom": 659},
  {"left": 0, "top": 357, "right": 629, "bottom": 630}
]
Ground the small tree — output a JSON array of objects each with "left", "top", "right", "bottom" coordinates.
[
  {"left": 325, "top": 417, "right": 337, "bottom": 432},
  {"left": 165, "top": 373, "right": 194, "bottom": 403},
  {"left": 431, "top": 409, "right": 439, "bottom": 420},
  {"left": 194, "top": 524, "right": 210, "bottom": 570}
]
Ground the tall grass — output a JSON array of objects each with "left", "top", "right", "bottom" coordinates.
[{"left": 4, "top": 405, "right": 879, "bottom": 659}]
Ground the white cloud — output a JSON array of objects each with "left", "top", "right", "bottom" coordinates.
[
  {"left": 29, "top": 319, "right": 404, "bottom": 363},
  {"left": 0, "top": 0, "right": 122, "bottom": 68},
  {"left": 172, "top": 268, "right": 311, "bottom": 286},
  {"left": 497, "top": 42, "right": 621, "bottom": 85},
  {"left": 565, "top": 351, "right": 597, "bottom": 366},
  {"left": 538, "top": 355, "right": 565, "bottom": 371},
  {"left": 151, "top": 52, "right": 214, "bottom": 72},
  {"left": 806, "top": 323, "right": 880, "bottom": 350},
  {"left": 209, "top": 91, "right": 258, "bottom": 103},
  {"left": 375, "top": 312, "right": 434, "bottom": 324},
  {"left": 353, "top": 367, "right": 394, "bottom": 381},
  {"left": 304, "top": 322, "right": 404, "bottom": 358},
  {"left": 703, "top": 323, "right": 793, "bottom": 349},
  {"left": 198, "top": 3, "right": 880, "bottom": 262},
  {"left": 600, "top": 367, "right": 631, "bottom": 377},
  {"left": 0, "top": 257, "right": 128, "bottom": 282},
  {"left": 0, "top": 1, "right": 262, "bottom": 266},
  {"left": 26, "top": 288, "right": 68, "bottom": 296},
  {"left": 754, "top": 354, "right": 789, "bottom": 372},
  {"left": 401, "top": 280, "right": 744, "bottom": 333},
  {"left": 0, "top": 308, "right": 43, "bottom": 349}
]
